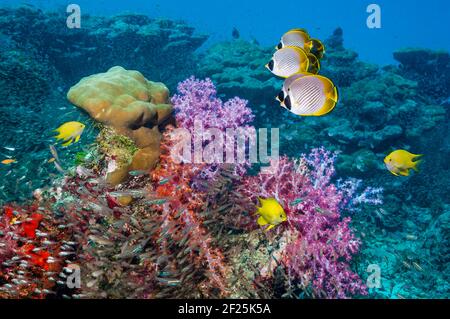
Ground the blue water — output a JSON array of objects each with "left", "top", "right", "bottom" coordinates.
[{"left": 2, "top": 0, "right": 450, "bottom": 64}]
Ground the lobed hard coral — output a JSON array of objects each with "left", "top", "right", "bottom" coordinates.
[{"left": 68, "top": 66, "right": 173, "bottom": 185}]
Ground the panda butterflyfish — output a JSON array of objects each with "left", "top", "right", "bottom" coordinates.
[
  {"left": 384, "top": 150, "right": 423, "bottom": 176},
  {"left": 53, "top": 121, "right": 85, "bottom": 147},
  {"left": 255, "top": 197, "right": 287, "bottom": 231},
  {"left": 280, "top": 74, "right": 338, "bottom": 116},
  {"left": 276, "top": 29, "right": 325, "bottom": 59},
  {"left": 275, "top": 73, "right": 307, "bottom": 103},
  {"left": 265, "top": 46, "right": 310, "bottom": 78}
]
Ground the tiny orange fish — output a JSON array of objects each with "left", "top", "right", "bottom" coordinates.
[
  {"left": 1, "top": 159, "right": 16, "bottom": 165},
  {"left": 47, "top": 158, "right": 56, "bottom": 163}
]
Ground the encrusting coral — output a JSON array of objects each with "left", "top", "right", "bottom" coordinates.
[{"left": 67, "top": 66, "right": 173, "bottom": 185}]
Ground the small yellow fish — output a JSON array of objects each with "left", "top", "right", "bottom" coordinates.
[
  {"left": 1, "top": 159, "right": 16, "bottom": 165},
  {"left": 53, "top": 121, "right": 85, "bottom": 147},
  {"left": 384, "top": 150, "right": 423, "bottom": 176},
  {"left": 255, "top": 197, "right": 287, "bottom": 231},
  {"left": 47, "top": 158, "right": 56, "bottom": 163}
]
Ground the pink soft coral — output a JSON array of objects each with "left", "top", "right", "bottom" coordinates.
[
  {"left": 238, "top": 147, "right": 376, "bottom": 298},
  {"left": 171, "top": 76, "right": 256, "bottom": 179},
  {"left": 172, "top": 76, "right": 254, "bottom": 131}
]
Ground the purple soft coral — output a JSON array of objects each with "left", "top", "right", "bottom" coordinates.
[
  {"left": 238, "top": 147, "right": 377, "bottom": 298},
  {"left": 172, "top": 77, "right": 254, "bottom": 131},
  {"left": 171, "top": 77, "right": 256, "bottom": 179}
]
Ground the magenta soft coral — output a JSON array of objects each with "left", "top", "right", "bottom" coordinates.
[
  {"left": 172, "top": 77, "right": 254, "bottom": 131},
  {"left": 171, "top": 76, "right": 256, "bottom": 179},
  {"left": 238, "top": 147, "right": 377, "bottom": 298}
]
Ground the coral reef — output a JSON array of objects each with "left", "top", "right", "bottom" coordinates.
[
  {"left": 394, "top": 48, "right": 450, "bottom": 100},
  {"left": 68, "top": 66, "right": 173, "bottom": 185},
  {"left": 0, "top": 77, "right": 376, "bottom": 299},
  {"left": 1, "top": 5, "right": 449, "bottom": 300},
  {"left": 196, "top": 40, "right": 278, "bottom": 107},
  {"left": 235, "top": 148, "right": 381, "bottom": 298},
  {"left": 0, "top": 6, "right": 207, "bottom": 200},
  {"left": 0, "top": 6, "right": 208, "bottom": 89},
  {"left": 195, "top": 28, "right": 449, "bottom": 298}
]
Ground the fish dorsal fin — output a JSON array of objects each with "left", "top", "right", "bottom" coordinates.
[{"left": 258, "top": 197, "right": 265, "bottom": 206}]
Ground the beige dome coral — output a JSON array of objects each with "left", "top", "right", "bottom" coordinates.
[{"left": 67, "top": 66, "right": 173, "bottom": 185}]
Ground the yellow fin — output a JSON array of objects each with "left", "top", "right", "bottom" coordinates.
[
  {"left": 307, "top": 53, "right": 321, "bottom": 74},
  {"left": 54, "top": 129, "right": 70, "bottom": 140},
  {"left": 265, "top": 224, "right": 275, "bottom": 232},
  {"left": 412, "top": 159, "right": 422, "bottom": 172},
  {"left": 312, "top": 98, "right": 337, "bottom": 116},
  {"left": 257, "top": 216, "right": 268, "bottom": 226},
  {"left": 309, "top": 39, "right": 325, "bottom": 59},
  {"left": 399, "top": 169, "right": 410, "bottom": 176},
  {"left": 61, "top": 138, "right": 73, "bottom": 147},
  {"left": 75, "top": 135, "right": 81, "bottom": 143},
  {"left": 389, "top": 169, "right": 400, "bottom": 176}
]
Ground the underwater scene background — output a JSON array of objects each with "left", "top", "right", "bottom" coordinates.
[{"left": 0, "top": 1, "right": 448, "bottom": 299}]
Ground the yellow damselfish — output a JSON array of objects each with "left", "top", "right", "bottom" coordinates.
[
  {"left": 384, "top": 149, "right": 423, "bottom": 176},
  {"left": 255, "top": 197, "right": 287, "bottom": 231},
  {"left": 53, "top": 121, "right": 85, "bottom": 147}
]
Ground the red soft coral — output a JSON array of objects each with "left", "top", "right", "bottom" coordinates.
[{"left": 150, "top": 129, "right": 229, "bottom": 296}]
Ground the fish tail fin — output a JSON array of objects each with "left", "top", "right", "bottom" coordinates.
[
  {"left": 412, "top": 159, "right": 422, "bottom": 172},
  {"left": 309, "top": 38, "right": 325, "bottom": 59},
  {"left": 307, "top": 53, "right": 321, "bottom": 74},
  {"left": 312, "top": 77, "right": 338, "bottom": 116}
]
